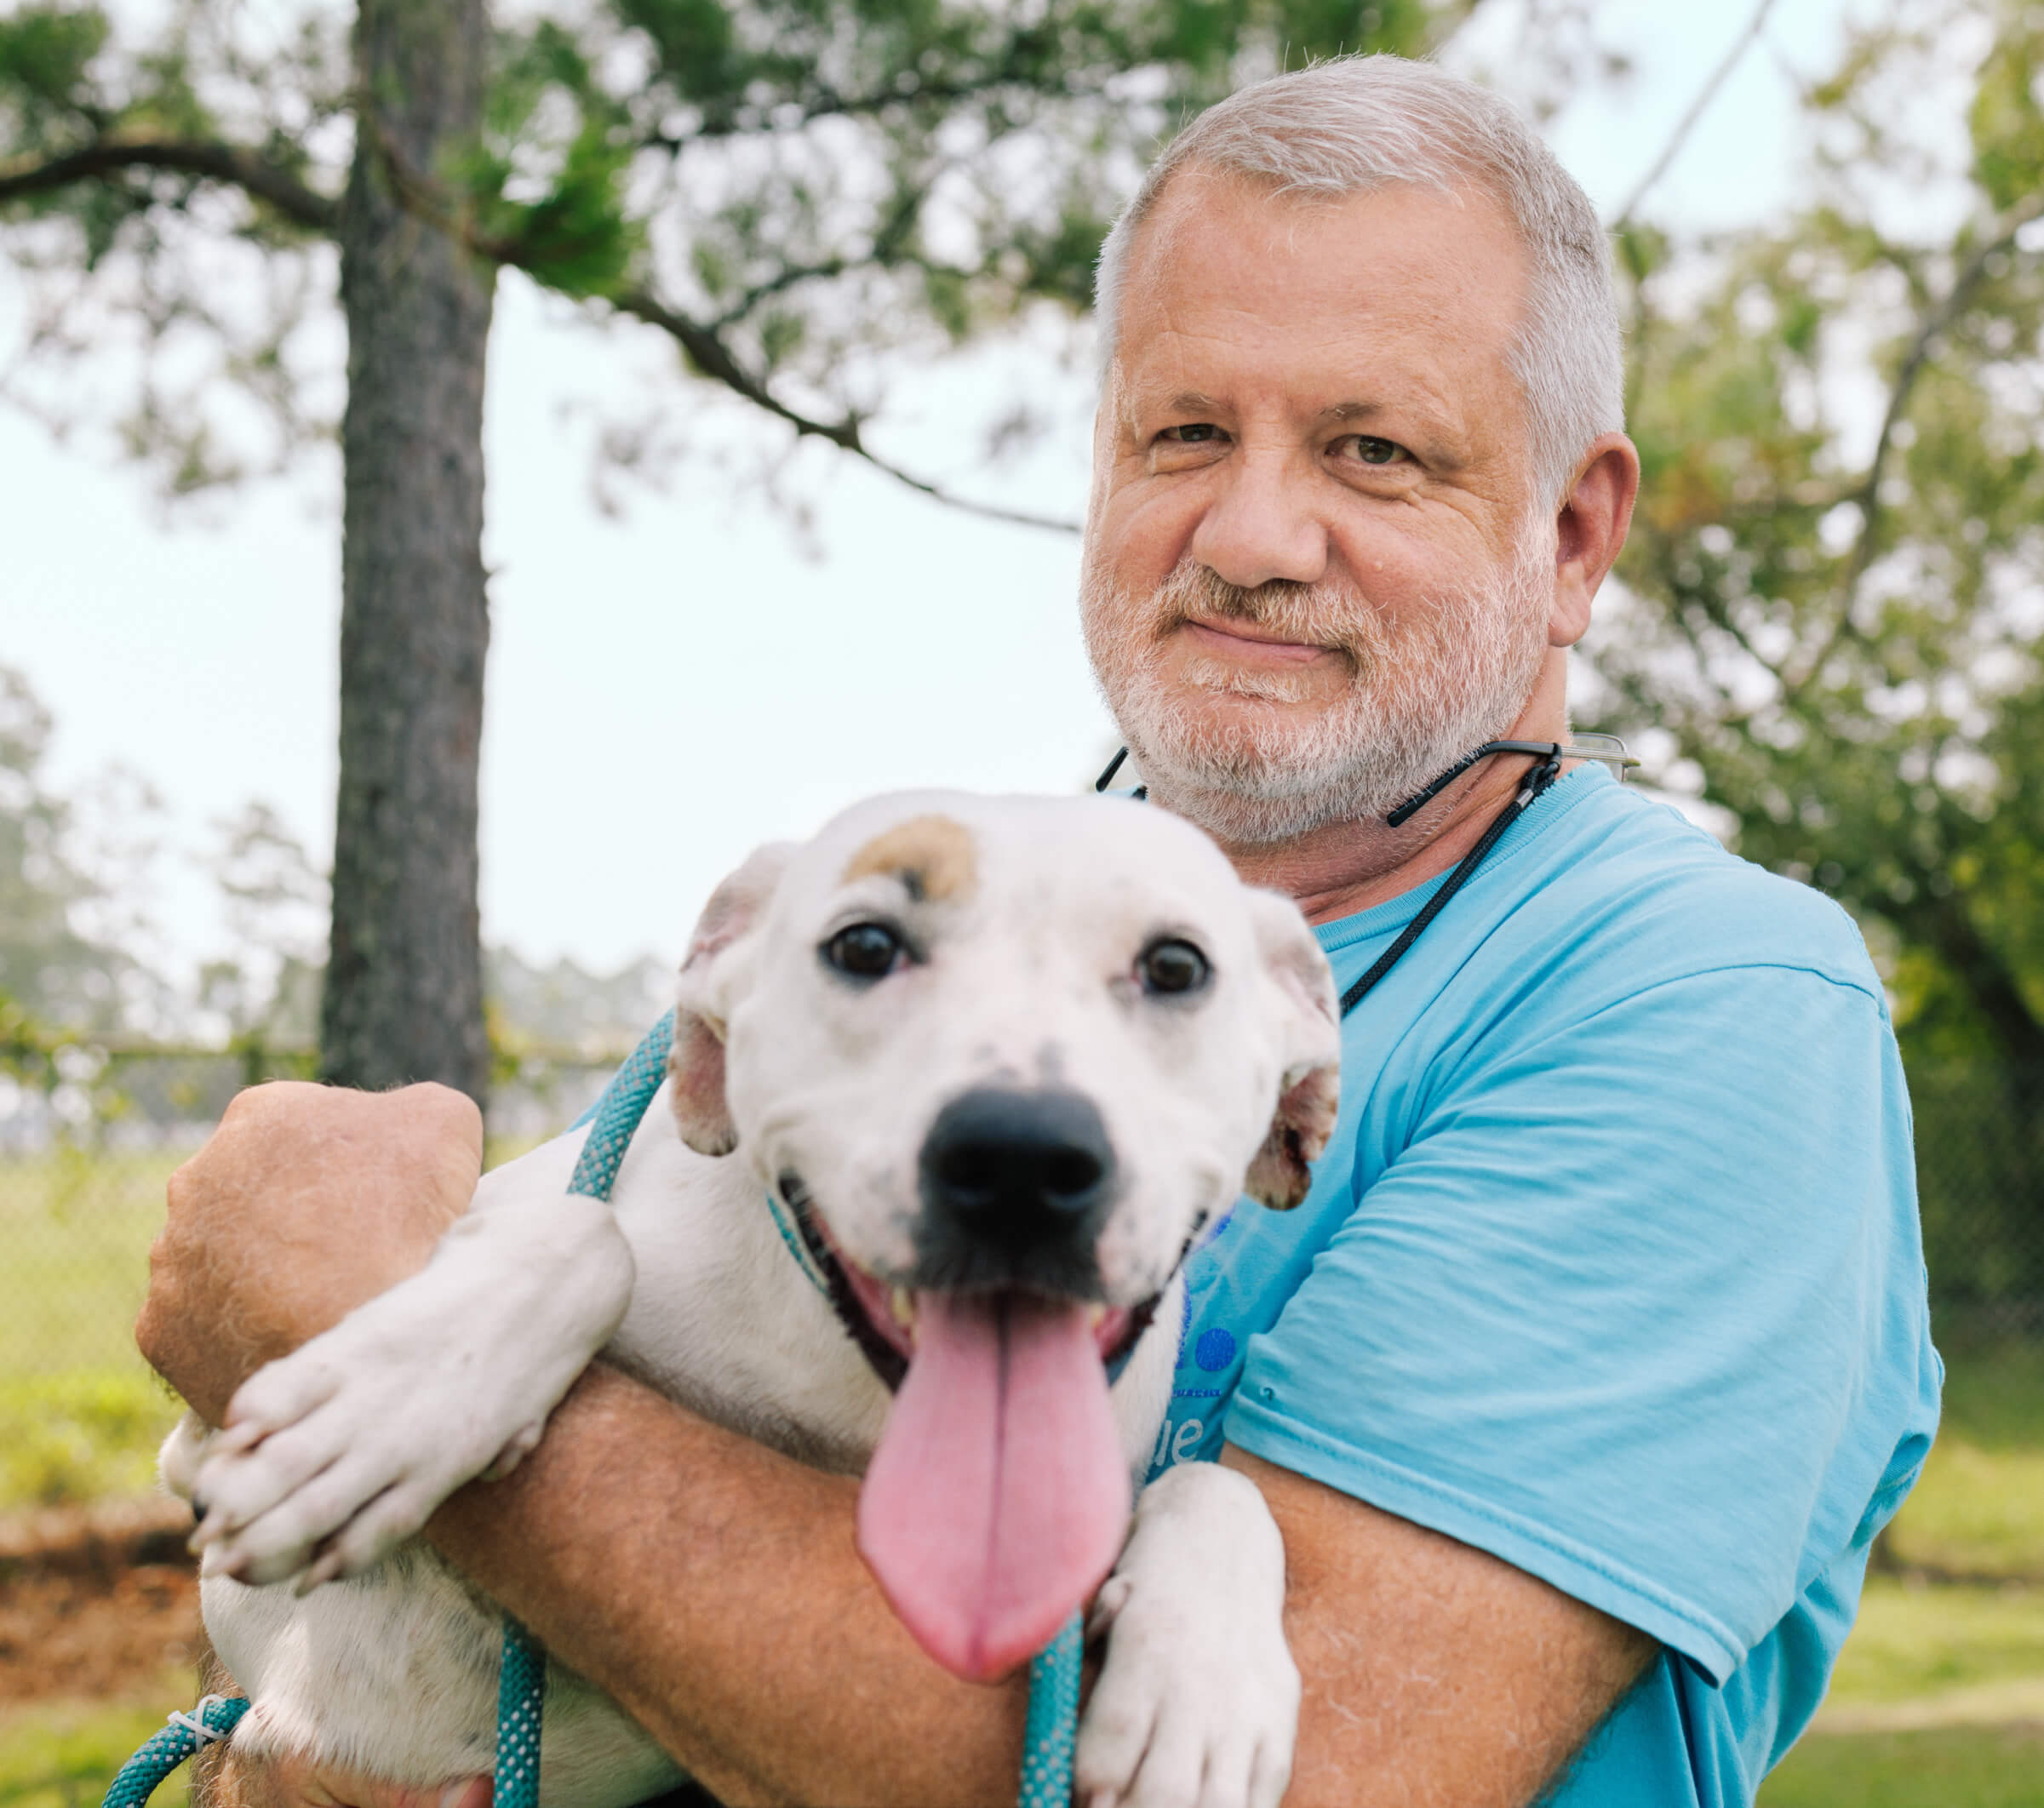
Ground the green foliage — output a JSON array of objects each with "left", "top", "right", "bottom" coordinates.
[
  {"left": 0, "top": 0, "right": 1468, "bottom": 500},
  {"left": 562, "top": 0, "right": 1457, "bottom": 396},
  {"left": 464, "top": 19, "right": 643, "bottom": 297},
  {"left": 0, "top": 3, "right": 348, "bottom": 489},
  {"left": 1595, "top": 0, "right": 2044, "bottom": 1206},
  {"left": 0, "top": 4, "right": 109, "bottom": 153},
  {"left": 1970, "top": 13, "right": 2044, "bottom": 214}
]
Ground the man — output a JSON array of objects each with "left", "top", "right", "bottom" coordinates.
[{"left": 140, "top": 56, "right": 1939, "bottom": 1808}]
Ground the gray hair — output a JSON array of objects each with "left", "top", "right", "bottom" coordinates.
[{"left": 1094, "top": 56, "right": 1623, "bottom": 507}]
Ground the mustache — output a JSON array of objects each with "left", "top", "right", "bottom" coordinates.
[{"left": 1148, "top": 564, "right": 1382, "bottom": 668}]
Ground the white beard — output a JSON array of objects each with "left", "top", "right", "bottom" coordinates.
[{"left": 1080, "top": 524, "right": 1554, "bottom": 845}]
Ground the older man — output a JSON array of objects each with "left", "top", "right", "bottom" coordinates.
[{"left": 142, "top": 56, "right": 1938, "bottom": 1808}]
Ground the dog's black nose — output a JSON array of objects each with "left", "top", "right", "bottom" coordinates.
[{"left": 918, "top": 1088, "right": 1115, "bottom": 1270}]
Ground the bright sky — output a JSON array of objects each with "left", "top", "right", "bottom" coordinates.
[{"left": 5, "top": 0, "right": 1881, "bottom": 980}]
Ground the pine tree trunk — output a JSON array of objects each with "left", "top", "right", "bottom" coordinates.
[{"left": 319, "top": 0, "right": 495, "bottom": 1101}]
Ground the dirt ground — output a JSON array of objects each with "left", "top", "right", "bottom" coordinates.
[{"left": 0, "top": 1498, "right": 200, "bottom": 1705}]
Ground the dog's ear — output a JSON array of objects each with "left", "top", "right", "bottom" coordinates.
[
  {"left": 1241, "top": 888, "right": 1343, "bottom": 1210},
  {"left": 669, "top": 842, "right": 796, "bottom": 1155}
]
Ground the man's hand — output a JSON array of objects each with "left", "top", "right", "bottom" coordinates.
[{"left": 137, "top": 1081, "right": 484, "bottom": 1423}]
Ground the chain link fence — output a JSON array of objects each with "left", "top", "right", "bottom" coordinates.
[
  {"left": 2, "top": 1043, "right": 2037, "bottom": 1512},
  {"left": 1909, "top": 1064, "right": 2044, "bottom": 1342}
]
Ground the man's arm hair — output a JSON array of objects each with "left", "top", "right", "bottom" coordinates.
[
  {"left": 1222, "top": 1448, "right": 1654, "bottom": 1808},
  {"left": 427, "top": 1369, "right": 1651, "bottom": 1808}
]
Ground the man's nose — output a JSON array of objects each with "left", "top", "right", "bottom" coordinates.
[{"left": 1188, "top": 449, "right": 1329, "bottom": 591}]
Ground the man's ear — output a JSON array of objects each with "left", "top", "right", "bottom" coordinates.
[
  {"left": 1240, "top": 888, "right": 1343, "bottom": 1210},
  {"left": 1549, "top": 432, "right": 1640, "bottom": 649},
  {"left": 669, "top": 842, "right": 796, "bottom": 1155}
]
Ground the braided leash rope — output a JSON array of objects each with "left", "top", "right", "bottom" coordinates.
[
  {"left": 1022, "top": 1611, "right": 1085, "bottom": 1808},
  {"left": 101, "top": 1693, "right": 250, "bottom": 1807},
  {"left": 495, "top": 1617, "right": 550, "bottom": 1808},
  {"left": 106, "top": 1010, "right": 1084, "bottom": 1806}
]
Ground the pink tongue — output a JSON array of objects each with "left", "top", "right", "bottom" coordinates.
[{"left": 856, "top": 1292, "right": 1130, "bottom": 1682}]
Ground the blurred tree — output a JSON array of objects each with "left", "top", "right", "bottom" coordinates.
[
  {"left": 1594, "top": 0, "right": 2044, "bottom": 1306},
  {"left": 0, "top": 666, "right": 127, "bottom": 1034},
  {"left": 196, "top": 801, "right": 329, "bottom": 1058},
  {"left": 0, "top": 0, "right": 1474, "bottom": 1107}
]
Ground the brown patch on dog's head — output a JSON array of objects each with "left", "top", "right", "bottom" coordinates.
[{"left": 840, "top": 813, "right": 979, "bottom": 906}]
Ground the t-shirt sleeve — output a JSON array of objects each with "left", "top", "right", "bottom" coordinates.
[{"left": 1221, "top": 960, "right": 1928, "bottom": 1683}]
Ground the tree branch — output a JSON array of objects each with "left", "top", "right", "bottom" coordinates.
[
  {"left": 354, "top": 105, "right": 1080, "bottom": 537},
  {"left": 1787, "top": 185, "right": 2044, "bottom": 696},
  {"left": 0, "top": 137, "right": 341, "bottom": 233},
  {"left": 660, "top": 53, "right": 1124, "bottom": 147},
  {"left": 1611, "top": 0, "right": 1778, "bottom": 232},
  {"left": 607, "top": 286, "right": 1079, "bottom": 534}
]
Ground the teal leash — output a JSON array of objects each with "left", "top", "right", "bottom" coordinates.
[
  {"left": 106, "top": 1011, "right": 1085, "bottom": 1806},
  {"left": 1022, "top": 1611, "right": 1085, "bottom": 1806},
  {"left": 495, "top": 1617, "right": 549, "bottom": 1808},
  {"left": 486, "top": 1010, "right": 681, "bottom": 1808},
  {"left": 101, "top": 1694, "right": 249, "bottom": 1807}
]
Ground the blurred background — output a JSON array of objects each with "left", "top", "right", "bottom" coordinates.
[{"left": 3, "top": 0, "right": 2041, "bottom": 1802}]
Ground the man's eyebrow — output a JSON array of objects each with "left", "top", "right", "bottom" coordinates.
[
  {"left": 1119, "top": 387, "right": 1225, "bottom": 435},
  {"left": 1322, "top": 395, "right": 1467, "bottom": 461}
]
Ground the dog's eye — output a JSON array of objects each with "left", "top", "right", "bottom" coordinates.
[
  {"left": 1138, "top": 937, "right": 1210, "bottom": 997},
  {"left": 822, "top": 921, "right": 907, "bottom": 980}
]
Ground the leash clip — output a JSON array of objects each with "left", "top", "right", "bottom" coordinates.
[{"left": 168, "top": 1696, "right": 236, "bottom": 1747}]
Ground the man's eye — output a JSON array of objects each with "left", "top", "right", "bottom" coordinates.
[
  {"left": 1344, "top": 434, "right": 1406, "bottom": 466},
  {"left": 1161, "top": 423, "right": 1223, "bottom": 444},
  {"left": 822, "top": 922, "right": 907, "bottom": 980},
  {"left": 1137, "top": 937, "right": 1211, "bottom": 997}
]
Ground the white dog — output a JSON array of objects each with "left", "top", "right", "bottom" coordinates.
[{"left": 163, "top": 791, "right": 1341, "bottom": 1808}]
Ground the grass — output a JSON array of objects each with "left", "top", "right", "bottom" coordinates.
[
  {"left": 1884, "top": 1336, "right": 2044, "bottom": 1584},
  {"left": 0, "top": 1368, "right": 180, "bottom": 1507},
  {"left": 0, "top": 1697, "right": 193, "bottom": 1808},
  {"left": 0, "top": 1149, "right": 180, "bottom": 1378},
  {"left": 1761, "top": 1725, "right": 2044, "bottom": 1808},
  {"left": 0, "top": 1151, "right": 186, "bottom": 1508},
  {"left": 1815, "top": 1578, "right": 2044, "bottom": 1716}
]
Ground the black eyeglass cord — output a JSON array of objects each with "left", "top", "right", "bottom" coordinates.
[
  {"left": 1095, "top": 740, "right": 1581, "bottom": 1019},
  {"left": 1337, "top": 749, "right": 1562, "bottom": 1016}
]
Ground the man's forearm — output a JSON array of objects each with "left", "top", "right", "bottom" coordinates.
[
  {"left": 1225, "top": 1448, "right": 1653, "bottom": 1808},
  {"left": 425, "top": 1362, "right": 1030, "bottom": 1808}
]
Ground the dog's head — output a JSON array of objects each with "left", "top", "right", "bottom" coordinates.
[{"left": 667, "top": 791, "right": 1339, "bottom": 1676}]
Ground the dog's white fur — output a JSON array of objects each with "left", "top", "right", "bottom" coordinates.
[{"left": 163, "top": 792, "right": 1341, "bottom": 1808}]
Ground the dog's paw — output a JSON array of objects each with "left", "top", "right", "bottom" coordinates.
[
  {"left": 189, "top": 1288, "right": 561, "bottom": 1588},
  {"left": 189, "top": 1174, "right": 635, "bottom": 1590},
  {"left": 1074, "top": 1464, "right": 1297, "bottom": 1808}
]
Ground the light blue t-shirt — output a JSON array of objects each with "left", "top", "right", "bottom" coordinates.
[{"left": 1145, "top": 763, "right": 1940, "bottom": 1806}]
